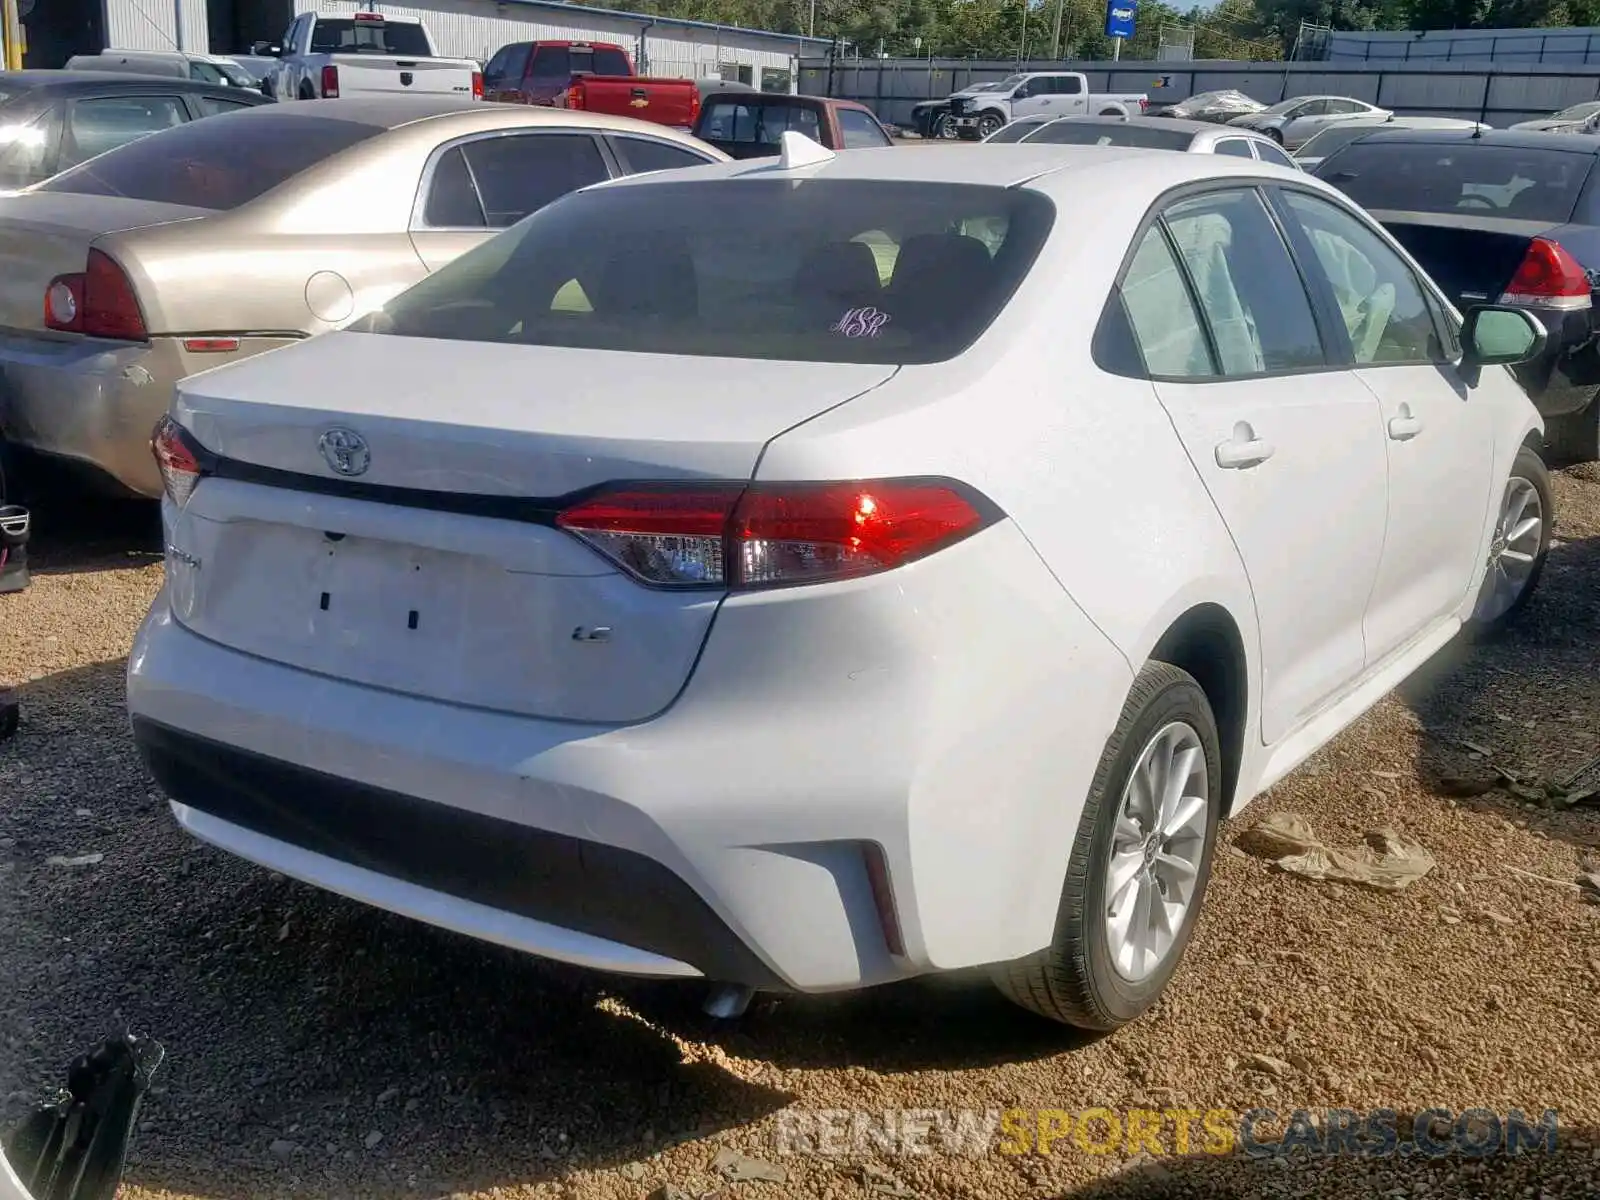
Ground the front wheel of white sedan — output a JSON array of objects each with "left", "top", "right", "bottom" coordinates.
[
  {"left": 1465, "top": 445, "right": 1553, "bottom": 640},
  {"left": 994, "top": 661, "right": 1221, "bottom": 1031}
]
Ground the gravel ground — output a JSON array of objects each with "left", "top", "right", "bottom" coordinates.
[{"left": 1, "top": 465, "right": 1598, "bottom": 1200}]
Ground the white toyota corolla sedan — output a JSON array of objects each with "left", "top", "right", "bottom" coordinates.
[{"left": 128, "top": 134, "right": 1553, "bottom": 1032}]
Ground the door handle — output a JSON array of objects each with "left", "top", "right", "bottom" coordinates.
[
  {"left": 1388, "top": 414, "right": 1423, "bottom": 440},
  {"left": 1214, "top": 434, "right": 1275, "bottom": 469}
]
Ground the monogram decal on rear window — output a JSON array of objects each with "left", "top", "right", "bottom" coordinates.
[{"left": 830, "top": 306, "right": 892, "bottom": 339}]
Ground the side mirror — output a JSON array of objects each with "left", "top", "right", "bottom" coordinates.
[{"left": 1461, "top": 304, "right": 1547, "bottom": 370}]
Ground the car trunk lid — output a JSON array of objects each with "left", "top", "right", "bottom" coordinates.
[
  {"left": 165, "top": 332, "right": 898, "bottom": 723},
  {"left": 0, "top": 192, "right": 212, "bottom": 334},
  {"left": 1365, "top": 208, "right": 1577, "bottom": 308}
]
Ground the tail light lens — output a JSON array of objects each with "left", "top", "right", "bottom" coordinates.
[
  {"left": 555, "top": 478, "right": 999, "bottom": 590},
  {"left": 471, "top": 70, "right": 484, "bottom": 99},
  {"left": 151, "top": 415, "right": 208, "bottom": 507},
  {"left": 43, "top": 249, "right": 147, "bottom": 340},
  {"left": 321, "top": 64, "right": 340, "bottom": 98},
  {"left": 1139, "top": 97, "right": 1148, "bottom": 112},
  {"left": 688, "top": 90, "right": 701, "bottom": 125},
  {"left": 1499, "top": 237, "right": 1592, "bottom": 310},
  {"left": 564, "top": 82, "right": 584, "bottom": 110}
]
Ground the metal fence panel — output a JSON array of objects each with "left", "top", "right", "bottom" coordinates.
[{"left": 800, "top": 56, "right": 1600, "bottom": 131}]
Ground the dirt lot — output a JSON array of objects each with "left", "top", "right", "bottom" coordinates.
[{"left": 2, "top": 465, "right": 1598, "bottom": 1200}]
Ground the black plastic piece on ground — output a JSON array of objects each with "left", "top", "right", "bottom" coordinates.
[
  {"left": 0, "top": 689, "right": 16, "bottom": 743},
  {"left": 3, "top": 1034, "right": 165, "bottom": 1200},
  {"left": 0, "top": 506, "right": 29, "bottom": 595}
]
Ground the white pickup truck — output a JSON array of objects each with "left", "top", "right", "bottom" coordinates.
[
  {"left": 939, "top": 71, "right": 1147, "bottom": 139},
  {"left": 259, "top": 11, "right": 482, "bottom": 102}
]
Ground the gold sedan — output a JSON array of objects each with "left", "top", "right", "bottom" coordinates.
[{"left": 0, "top": 97, "right": 725, "bottom": 498}]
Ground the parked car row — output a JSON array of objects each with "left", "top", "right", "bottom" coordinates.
[{"left": 105, "top": 130, "right": 1556, "bottom": 1037}]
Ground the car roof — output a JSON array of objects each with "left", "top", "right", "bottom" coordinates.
[
  {"left": 1330, "top": 127, "right": 1600, "bottom": 154},
  {"left": 598, "top": 141, "right": 1311, "bottom": 192},
  {"left": 0, "top": 70, "right": 255, "bottom": 99},
  {"left": 1043, "top": 114, "right": 1258, "bottom": 138},
  {"left": 212, "top": 95, "right": 722, "bottom": 147}
]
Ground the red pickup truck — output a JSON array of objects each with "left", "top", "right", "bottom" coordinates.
[{"left": 481, "top": 40, "right": 700, "bottom": 130}]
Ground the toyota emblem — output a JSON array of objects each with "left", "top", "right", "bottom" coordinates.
[{"left": 319, "top": 427, "right": 370, "bottom": 477}]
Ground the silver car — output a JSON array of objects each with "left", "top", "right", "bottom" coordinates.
[
  {"left": 1509, "top": 100, "right": 1600, "bottom": 133},
  {"left": 1228, "top": 95, "right": 1391, "bottom": 150},
  {"left": 982, "top": 114, "right": 1300, "bottom": 169}
]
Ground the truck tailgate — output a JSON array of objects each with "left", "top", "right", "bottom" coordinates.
[
  {"left": 574, "top": 77, "right": 698, "bottom": 128},
  {"left": 330, "top": 54, "right": 478, "bottom": 96}
]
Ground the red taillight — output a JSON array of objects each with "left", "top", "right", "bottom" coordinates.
[
  {"left": 150, "top": 414, "right": 208, "bottom": 507},
  {"left": 1499, "top": 237, "right": 1592, "bottom": 310},
  {"left": 554, "top": 478, "right": 997, "bottom": 590},
  {"left": 687, "top": 90, "right": 701, "bottom": 125},
  {"left": 1139, "top": 97, "right": 1148, "bottom": 111},
  {"left": 43, "top": 249, "right": 146, "bottom": 340},
  {"left": 471, "top": 70, "right": 483, "bottom": 100},
  {"left": 564, "top": 81, "right": 584, "bottom": 110},
  {"left": 321, "top": 64, "right": 340, "bottom": 98}
]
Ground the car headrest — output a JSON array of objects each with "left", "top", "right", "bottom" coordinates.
[{"left": 794, "top": 240, "right": 882, "bottom": 306}]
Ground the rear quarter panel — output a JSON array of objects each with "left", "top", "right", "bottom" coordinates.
[{"left": 750, "top": 174, "right": 1264, "bottom": 960}]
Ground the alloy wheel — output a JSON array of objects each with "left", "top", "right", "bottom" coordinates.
[
  {"left": 1473, "top": 476, "right": 1543, "bottom": 624},
  {"left": 1103, "top": 721, "right": 1209, "bottom": 983}
]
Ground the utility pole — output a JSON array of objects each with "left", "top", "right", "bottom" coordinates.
[
  {"left": 2, "top": 0, "right": 23, "bottom": 70},
  {"left": 173, "top": 0, "right": 186, "bottom": 50},
  {"left": 808, "top": 0, "right": 816, "bottom": 39},
  {"left": 1050, "top": 0, "right": 1065, "bottom": 59}
]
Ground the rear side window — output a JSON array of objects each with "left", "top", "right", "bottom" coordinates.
[
  {"left": 1118, "top": 226, "right": 1215, "bottom": 377},
  {"left": 1025, "top": 122, "right": 1193, "bottom": 151},
  {"left": 309, "top": 18, "right": 431, "bottom": 56},
  {"left": 40, "top": 112, "right": 385, "bottom": 211},
  {"left": 363, "top": 179, "right": 1056, "bottom": 365},
  {"left": 60, "top": 95, "right": 188, "bottom": 170},
  {"left": 837, "top": 108, "right": 892, "bottom": 149},
  {"left": 195, "top": 95, "right": 256, "bottom": 117},
  {"left": 1161, "top": 189, "right": 1326, "bottom": 375},
  {"left": 485, "top": 43, "right": 531, "bottom": 88},
  {"left": 612, "top": 136, "right": 713, "bottom": 175},
  {"left": 1215, "top": 139, "right": 1254, "bottom": 158},
  {"left": 0, "top": 104, "right": 62, "bottom": 188},
  {"left": 1253, "top": 140, "right": 1297, "bottom": 169},
  {"left": 460, "top": 134, "right": 609, "bottom": 227},
  {"left": 1319, "top": 142, "right": 1594, "bottom": 224},
  {"left": 583, "top": 47, "right": 633, "bottom": 76}
]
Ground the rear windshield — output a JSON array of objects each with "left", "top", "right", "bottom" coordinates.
[
  {"left": 310, "top": 18, "right": 432, "bottom": 56},
  {"left": 985, "top": 119, "right": 1047, "bottom": 143},
  {"left": 529, "top": 46, "right": 633, "bottom": 81},
  {"left": 700, "top": 100, "right": 821, "bottom": 144},
  {"left": 38, "top": 112, "right": 385, "bottom": 210},
  {"left": 1023, "top": 122, "right": 1192, "bottom": 150},
  {"left": 1319, "top": 141, "right": 1595, "bottom": 222},
  {"left": 360, "top": 179, "right": 1056, "bottom": 365},
  {"left": 1294, "top": 123, "right": 1381, "bottom": 160}
]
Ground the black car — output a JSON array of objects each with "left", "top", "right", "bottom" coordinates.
[
  {"left": 1314, "top": 128, "right": 1600, "bottom": 462},
  {"left": 0, "top": 71, "right": 270, "bottom": 192}
]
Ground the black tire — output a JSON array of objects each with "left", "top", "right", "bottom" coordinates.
[
  {"left": 1098, "top": 108, "right": 1122, "bottom": 117},
  {"left": 1464, "top": 444, "right": 1553, "bottom": 640},
  {"left": 299, "top": 82, "right": 316, "bottom": 100},
  {"left": 1266, "top": 127, "right": 1284, "bottom": 144},
  {"left": 933, "top": 113, "right": 956, "bottom": 140},
  {"left": 1544, "top": 395, "right": 1600, "bottom": 466},
  {"left": 977, "top": 112, "right": 1004, "bottom": 139},
  {"left": 993, "top": 661, "right": 1222, "bottom": 1030}
]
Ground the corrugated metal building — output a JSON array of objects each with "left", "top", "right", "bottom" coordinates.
[{"left": 50, "top": 0, "right": 828, "bottom": 88}]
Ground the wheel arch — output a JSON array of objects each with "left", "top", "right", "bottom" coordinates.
[{"left": 1149, "top": 603, "right": 1250, "bottom": 818}]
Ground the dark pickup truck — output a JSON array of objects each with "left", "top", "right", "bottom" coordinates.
[{"left": 693, "top": 92, "right": 895, "bottom": 158}]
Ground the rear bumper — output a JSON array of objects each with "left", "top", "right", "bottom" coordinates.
[
  {"left": 0, "top": 333, "right": 298, "bottom": 497},
  {"left": 126, "top": 519, "right": 1131, "bottom": 991},
  {"left": 1518, "top": 308, "right": 1600, "bottom": 418}
]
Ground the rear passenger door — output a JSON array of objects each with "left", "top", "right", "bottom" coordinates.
[
  {"left": 1272, "top": 186, "right": 1494, "bottom": 658},
  {"left": 409, "top": 131, "right": 612, "bottom": 271},
  {"left": 1121, "top": 185, "right": 1389, "bottom": 744},
  {"left": 58, "top": 94, "right": 190, "bottom": 172}
]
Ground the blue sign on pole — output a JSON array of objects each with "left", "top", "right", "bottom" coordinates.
[{"left": 1105, "top": 0, "right": 1137, "bottom": 39}]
